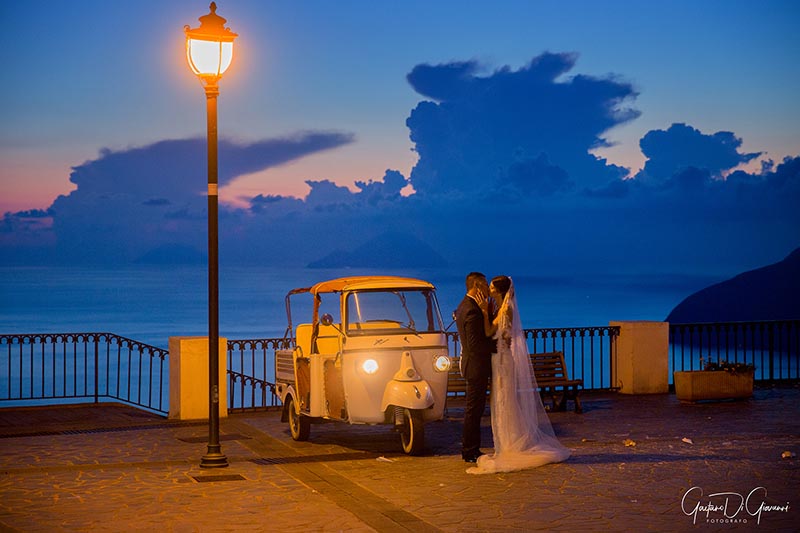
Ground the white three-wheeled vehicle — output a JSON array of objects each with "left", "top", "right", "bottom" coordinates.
[{"left": 275, "top": 276, "right": 452, "bottom": 455}]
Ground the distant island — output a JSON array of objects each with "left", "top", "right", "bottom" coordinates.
[
  {"left": 666, "top": 247, "right": 800, "bottom": 323},
  {"left": 307, "top": 232, "right": 448, "bottom": 269}
]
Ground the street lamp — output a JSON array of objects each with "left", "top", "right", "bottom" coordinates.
[{"left": 184, "top": 2, "right": 237, "bottom": 469}]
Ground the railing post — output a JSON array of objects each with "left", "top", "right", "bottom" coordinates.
[
  {"left": 769, "top": 325, "right": 775, "bottom": 382},
  {"left": 94, "top": 335, "right": 99, "bottom": 404},
  {"left": 609, "top": 328, "right": 617, "bottom": 391}
]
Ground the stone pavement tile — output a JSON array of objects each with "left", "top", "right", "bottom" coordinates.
[
  {"left": 239, "top": 391, "right": 796, "bottom": 530},
  {"left": 1, "top": 457, "right": 376, "bottom": 532},
  {"left": 0, "top": 420, "right": 378, "bottom": 533},
  {"left": 0, "top": 423, "right": 267, "bottom": 472},
  {"left": 0, "top": 403, "right": 167, "bottom": 436},
  {"left": 1, "top": 387, "right": 799, "bottom": 532}
]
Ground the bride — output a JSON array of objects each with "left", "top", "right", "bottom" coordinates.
[{"left": 467, "top": 275, "right": 571, "bottom": 474}]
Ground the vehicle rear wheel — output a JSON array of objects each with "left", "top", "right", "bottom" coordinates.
[
  {"left": 287, "top": 395, "right": 310, "bottom": 441},
  {"left": 399, "top": 408, "right": 424, "bottom": 455}
]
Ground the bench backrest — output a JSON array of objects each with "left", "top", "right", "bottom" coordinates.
[
  {"left": 530, "top": 351, "right": 570, "bottom": 386},
  {"left": 447, "top": 350, "right": 572, "bottom": 395},
  {"left": 447, "top": 362, "right": 467, "bottom": 395}
]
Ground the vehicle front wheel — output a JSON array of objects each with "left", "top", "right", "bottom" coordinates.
[
  {"left": 287, "top": 395, "right": 310, "bottom": 441},
  {"left": 398, "top": 408, "right": 424, "bottom": 455}
]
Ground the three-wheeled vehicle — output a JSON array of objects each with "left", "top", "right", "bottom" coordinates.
[{"left": 275, "top": 276, "right": 452, "bottom": 455}]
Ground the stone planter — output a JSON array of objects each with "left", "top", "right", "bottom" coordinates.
[{"left": 673, "top": 370, "right": 754, "bottom": 403}]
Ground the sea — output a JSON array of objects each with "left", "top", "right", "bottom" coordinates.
[{"left": 0, "top": 265, "right": 722, "bottom": 348}]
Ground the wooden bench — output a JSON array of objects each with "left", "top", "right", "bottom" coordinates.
[
  {"left": 447, "top": 363, "right": 468, "bottom": 397},
  {"left": 530, "top": 351, "right": 583, "bottom": 414},
  {"left": 447, "top": 351, "right": 583, "bottom": 413}
]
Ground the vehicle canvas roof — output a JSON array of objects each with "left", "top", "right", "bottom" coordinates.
[{"left": 308, "top": 276, "right": 435, "bottom": 295}]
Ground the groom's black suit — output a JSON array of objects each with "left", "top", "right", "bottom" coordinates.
[{"left": 456, "top": 294, "right": 495, "bottom": 460}]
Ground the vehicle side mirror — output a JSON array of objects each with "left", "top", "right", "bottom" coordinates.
[
  {"left": 319, "top": 313, "right": 344, "bottom": 338},
  {"left": 445, "top": 310, "right": 457, "bottom": 332}
]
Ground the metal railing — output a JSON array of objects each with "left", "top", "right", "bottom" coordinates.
[
  {"left": 0, "top": 333, "right": 168, "bottom": 414},
  {"left": 4, "top": 321, "right": 794, "bottom": 414},
  {"left": 669, "top": 320, "right": 800, "bottom": 383},
  {"left": 226, "top": 338, "right": 290, "bottom": 412},
  {"left": 226, "top": 325, "right": 620, "bottom": 411},
  {"left": 446, "top": 325, "right": 620, "bottom": 391}
]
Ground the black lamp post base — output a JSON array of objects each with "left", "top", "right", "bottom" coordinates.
[{"left": 200, "top": 449, "right": 229, "bottom": 469}]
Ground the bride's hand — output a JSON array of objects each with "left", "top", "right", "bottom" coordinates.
[{"left": 475, "top": 290, "right": 489, "bottom": 312}]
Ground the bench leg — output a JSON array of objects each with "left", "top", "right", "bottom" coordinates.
[
  {"left": 555, "top": 391, "right": 568, "bottom": 412},
  {"left": 573, "top": 389, "right": 583, "bottom": 414},
  {"left": 539, "top": 389, "right": 554, "bottom": 411}
]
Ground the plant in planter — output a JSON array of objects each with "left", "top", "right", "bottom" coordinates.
[
  {"left": 701, "top": 358, "right": 756, "bottom": 374},
  {"left": 673, "top": 358, "right": 756, "bottom": 403}
]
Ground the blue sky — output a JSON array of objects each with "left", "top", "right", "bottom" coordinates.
[
  {"left": 2, "top": 0, "right": 798, "bottom": 212},
  {"left": 0, "top": 0, "right": 798, "bottom": 278}
]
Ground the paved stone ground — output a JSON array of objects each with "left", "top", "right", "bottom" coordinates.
[{"left": 1, "top": 386, "right": 798, "bottom": 532}]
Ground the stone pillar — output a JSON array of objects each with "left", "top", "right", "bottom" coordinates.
[
  {"left": 610, "top": 321, "right": 669, "bottom": 394},
  {"left": 168, "top": 336, "right": 228, "bottom": 420}
]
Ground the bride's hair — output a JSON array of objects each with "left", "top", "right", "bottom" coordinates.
[{"left": 490, "top": 275, "right": 511, "bottom": 299}]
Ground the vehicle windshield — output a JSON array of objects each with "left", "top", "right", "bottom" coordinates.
[{"left": 345, "top": 289, "right": 444, "bottom": 335}]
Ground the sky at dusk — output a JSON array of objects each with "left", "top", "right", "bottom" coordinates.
[{"left": 1, "top": 0, "right": 799, "bottom": 277}]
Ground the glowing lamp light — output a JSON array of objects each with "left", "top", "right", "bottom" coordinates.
[
  {"left": 362, "top": 359, "right": 379, "bottom": 375},
  {"left": 434, "top": 355, "right": 451, "bottom": 372},
  {"left": 187, "top": 39, "right": 233, "bottom": 79},
  {"left": 184, "top": 2, "right": 238, "bottom": 83}
]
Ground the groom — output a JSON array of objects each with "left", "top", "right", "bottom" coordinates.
[{"left": 456, "top": 272, "right": 495, "bottom": 463}]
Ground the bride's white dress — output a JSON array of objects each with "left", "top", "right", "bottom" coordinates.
[{"left": 467, "top": 283, "right": 571, "bottom": 474}]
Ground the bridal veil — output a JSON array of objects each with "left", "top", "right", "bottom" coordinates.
[{"left": 467, "top": 280, "right": 571, "bottom": 474}]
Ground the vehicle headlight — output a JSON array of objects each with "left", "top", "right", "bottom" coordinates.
[
  {"left": 362, "top": 359, "right": 379, "bottom": 374},
  {"left": 433, "top": 355, "right": 451, "bottom": 372}
]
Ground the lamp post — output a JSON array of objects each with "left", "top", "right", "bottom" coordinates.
[{"left": 184, "top": 2, "right": 237, "bottom": 469}]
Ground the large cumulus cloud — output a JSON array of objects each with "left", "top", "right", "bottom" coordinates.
[
  {"left": 637, "top": 123, "right": 761, "bottom": 183},
  {"left": 405, "top": 52, "right": 638, "bottom": 197}
]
